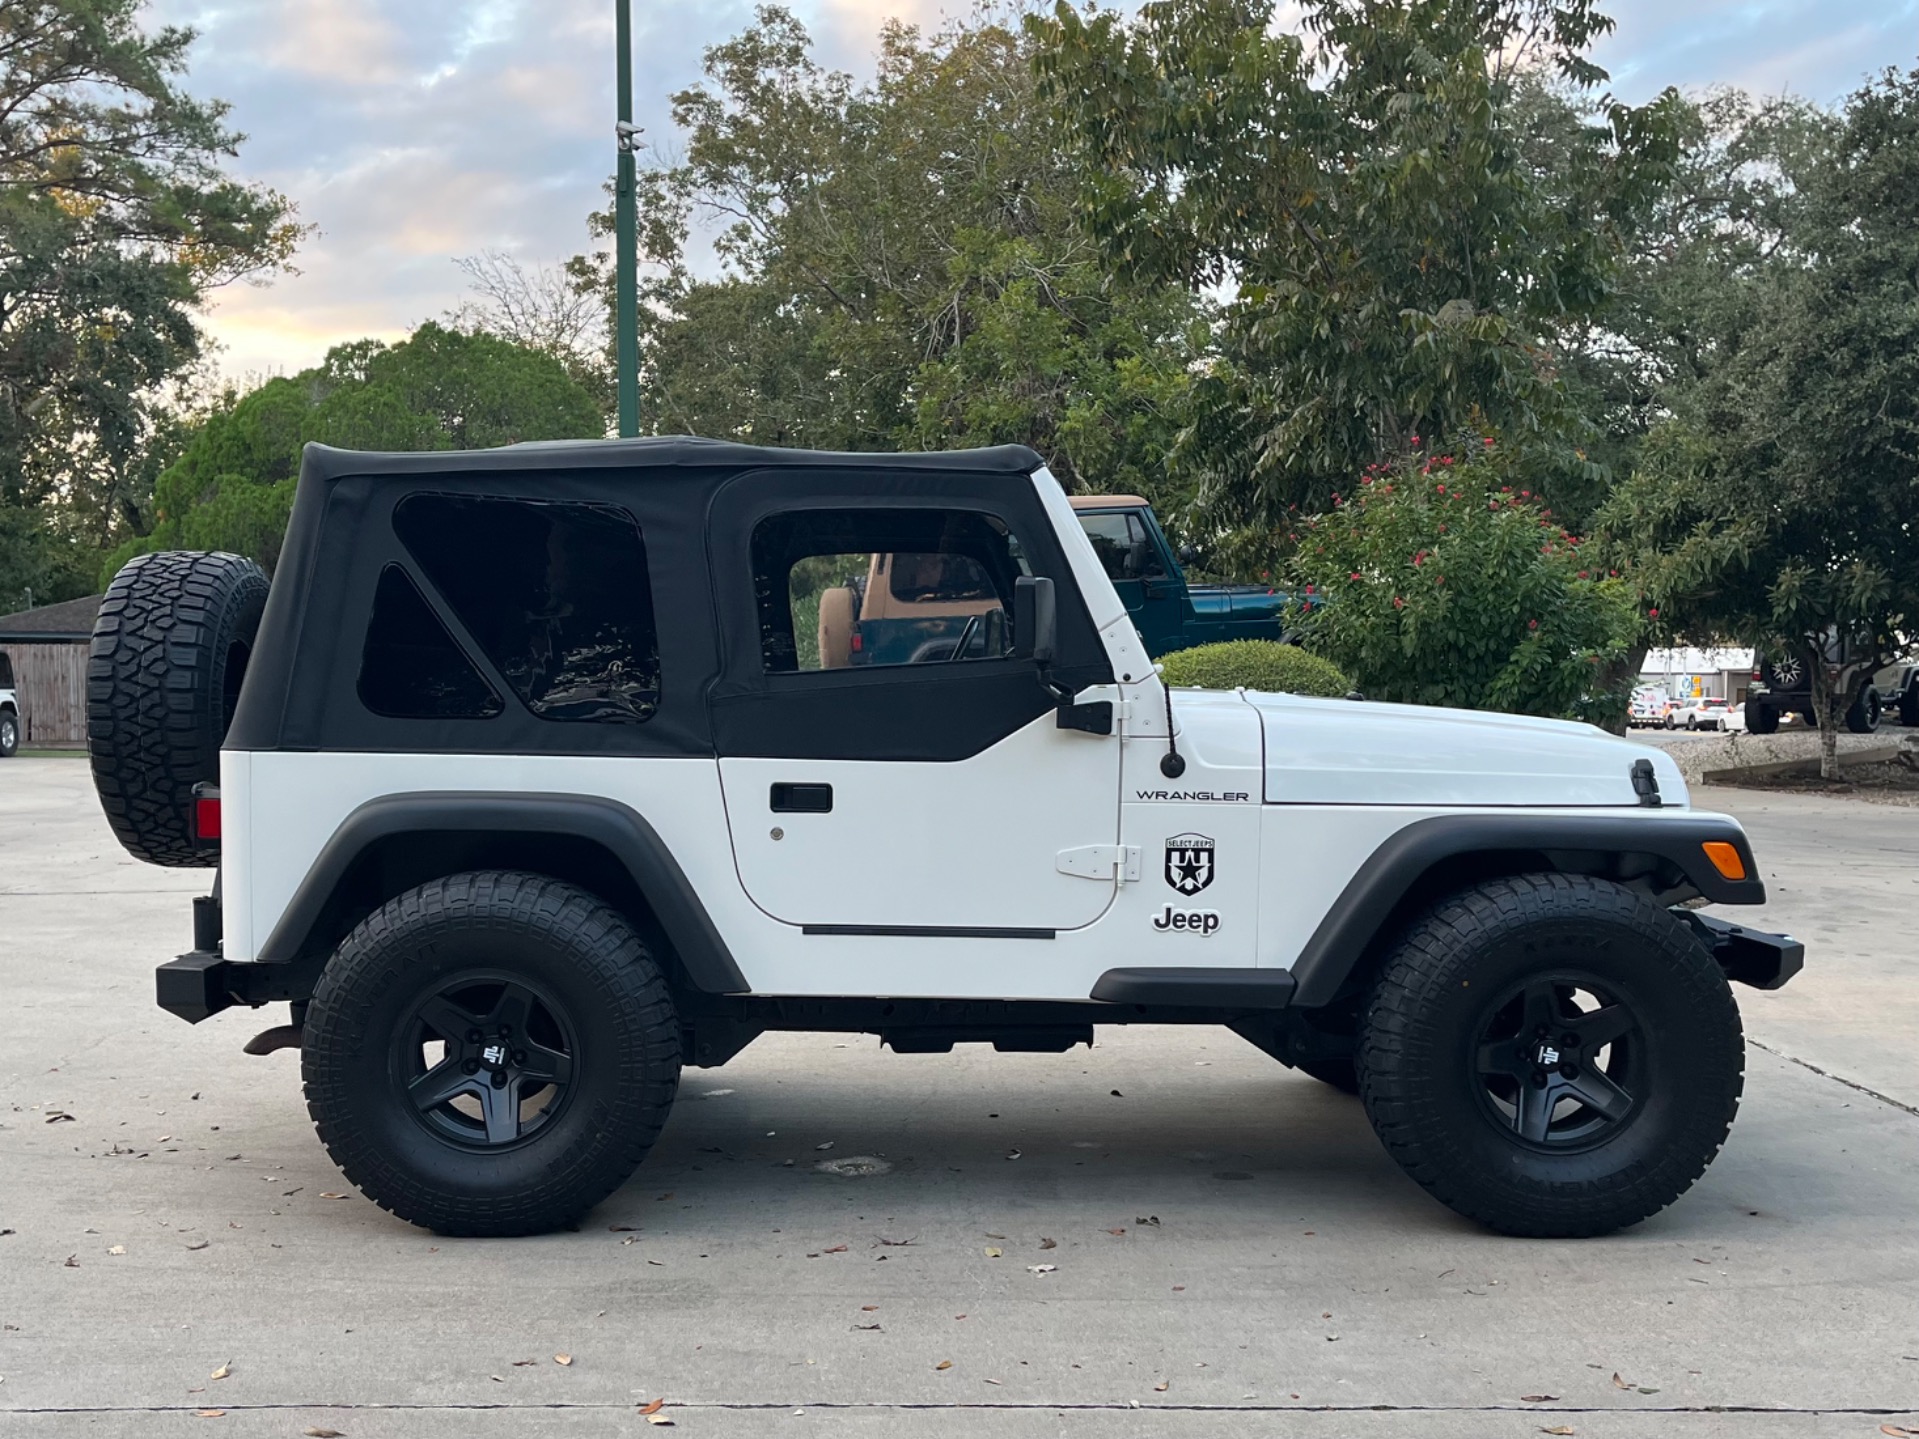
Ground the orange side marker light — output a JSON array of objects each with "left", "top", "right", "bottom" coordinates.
[{"left": 1702, "top": 841, "right": 1745, "bottom": 882}]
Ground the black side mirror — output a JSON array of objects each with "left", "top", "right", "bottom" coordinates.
[{"left": 1012, "top": 576, "right": 1057, "bottom": 665}]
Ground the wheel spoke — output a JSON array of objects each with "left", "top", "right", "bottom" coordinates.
[
  {"left": 520, "top": 1039, "right": 573, "bottom": 1086},
  {"left": 1563, "top": 1066, "right": 1634, "bottom": 1123},
  {"left": 1518, "top": 982, "right": 1559, "bottom": 1036},
  {"left": 477, "top": 1079, "right": 521, "bottom": 1144},
  {"left": 417, "top": 994, "right": 480, "bottom": 1043},
  {"left": 1511, "top": 1079, "right": 1555, "bottom": 1143},
  {"left": 408, "top": 1058, "right": 477, "bottom": 1113},
  {"left": 1568, "top": 1002, "right": 1635, "bottom": 1051},
  {"left": 487, "top": 983, "right": 536, "bottom": 1037}
]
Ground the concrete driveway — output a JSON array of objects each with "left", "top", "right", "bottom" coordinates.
[{"left": 2, "top": 758, "right": 1916, "bottom": 1437}]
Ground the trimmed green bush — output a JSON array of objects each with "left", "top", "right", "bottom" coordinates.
[{"left": 1158, "top": 640, "right": 1351, "bottom": 696}]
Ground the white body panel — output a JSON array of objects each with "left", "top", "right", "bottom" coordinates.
[
  {"left": 718, "top": 710, "right": 1121, "bottom": 930},
  {"left": 1245, "top": 691, "right": 1689, "bottom": 808}
]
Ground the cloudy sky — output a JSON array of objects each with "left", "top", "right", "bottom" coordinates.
[{"left": 146, "top": 0, "right": 1919, "bottom": 382}]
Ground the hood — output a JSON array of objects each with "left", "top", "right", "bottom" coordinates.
[{"left": 1223, "top": 690, "right": 1689, "bottom": 808}]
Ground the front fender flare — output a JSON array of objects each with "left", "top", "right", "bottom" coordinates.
[{"left": 1286, "top": 812, "right": 1766, "bottom": 1008}]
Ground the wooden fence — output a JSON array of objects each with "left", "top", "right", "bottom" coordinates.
[{"left": 1, "top": 642, "right": 87, "bottom": 747}]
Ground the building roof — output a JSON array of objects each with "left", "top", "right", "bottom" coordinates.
[{"left": 0, "top": 592, "right": 102, "bottom": 642}]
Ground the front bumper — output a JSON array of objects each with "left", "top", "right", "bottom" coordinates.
[{"left": 1683, "top": 911, "right": 1805, "bottom": 990}]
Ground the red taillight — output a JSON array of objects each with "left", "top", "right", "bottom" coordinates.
[
  {"left": 194, "top": 793, "right": 221, "bottom": 843},
  {"left": 850, "top": 631, "right": 863, "bottom": 653}
]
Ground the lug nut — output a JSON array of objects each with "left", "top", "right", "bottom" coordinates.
[
  {"left": 467, "top": 1029, "right": 482, "bottom": 1043},
  {"left": 1560, "top": 1062, "right": 1580, "bottom": 1080},
  {"left": 1562, "top": 1032, "right": 1580, "bottom": 1048},
  {"left": 513, "top": 1050, "right": 527, "bottom": 1065},
  {"left": 463, "top": 1060, "right": 478, "bottom": 1075},
  {"left": 491, "top": 1071, "right": 508, "bottom": 1088}
]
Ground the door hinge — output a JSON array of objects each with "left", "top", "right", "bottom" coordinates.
[{"left": 1056, "top": 844, "right": 1142, "bottom": 884}]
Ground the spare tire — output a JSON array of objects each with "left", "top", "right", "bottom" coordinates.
[{"left": 87, "top": 552, "right": 270, "bottom": 867}]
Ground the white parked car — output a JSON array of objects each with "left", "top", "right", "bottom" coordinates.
[
  {"left": 1673, "top": 697, "right": 1734, "bottom": 731},
  {"left": 0, "top": 651, "right": 17, "bottom": 757},
  {"left": 85, "top": 438, "right": 1804, "bottom": 1242}
]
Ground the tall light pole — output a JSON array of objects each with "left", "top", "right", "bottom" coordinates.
[{"left": 614, "top": 0, "right": 640, "bottom": 438}]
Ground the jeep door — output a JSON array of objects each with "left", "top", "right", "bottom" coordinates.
[{"left": 708, "top": 468, "right": 1123, "bottom": 933}]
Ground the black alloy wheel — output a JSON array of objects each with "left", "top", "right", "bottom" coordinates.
[
  {"left": 1473, "top": 976, "right": 1639, "bottom": 1149},
  {"left": 395, "top": 973, "right": 578, "bottom": 1149}
]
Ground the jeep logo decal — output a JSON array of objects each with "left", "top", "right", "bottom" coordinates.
[{"left": 1164, "top": 833, "right": 1215, "bottom": 895}]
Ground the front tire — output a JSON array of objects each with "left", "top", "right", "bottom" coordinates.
[
  {"left": 0, "top": 710, "right": 16, "bottom": 757},
  {"left": 1359, "top": 874, "right": 1742, "bottom": 1238},
  {"left": 302, "top": 872, "right": 681, "bottom": 1236},
  {"left": 1746, "top": 702, "right": 1779, "bottom": 735}
]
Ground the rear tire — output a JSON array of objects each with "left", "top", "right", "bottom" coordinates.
[
  {"left": 0, "top": 710, "right": 16, "bottom": 758},
  {"left": 1901, "top": 691, "right": 1919, "bottom": 728},
  {"left": 302, "top": 872, "right": 681, "bottom": 1236},
  {"left": 1845, "top": 688, "right": 1881, "bottom": 734},
  {"left": 1745, "top": 703, "right": 1779, "bottom": 735},
  {"left": 1359, "top": 873, "right": 1742, "bottom": 1238},
  {"left": 86, "top": 552, "right": 268, "bottom": 866}
]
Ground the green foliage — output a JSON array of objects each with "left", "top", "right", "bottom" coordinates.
[
  {"left": 1594, "top": 68, "right": 1919, "bottom": 771},
  {"left": 1028, "top": 0, "right": 1683, "bottom": 528},
  {"left": 1284, "top": 440, "right": 1637, "bottom": 720},
  {"left": 576, "top": 6, "right": 1205, "bottom": 506},
  {"left": 0, "top": 0, "right": 304, "bottom": 596},
  {"left": 106, "top": 324, "right": 604, "bottom": 580},
  {"left": 1159, "top": 640, "right": 1351, "bottom": 697}
]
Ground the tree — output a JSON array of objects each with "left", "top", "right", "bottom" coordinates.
[
  {"left": 1027, "top": 0, "right": 1684, "bottom": 529},
  {"left": 1595, "top": 69, "right": 1919, "bottom": 778},
  {"left": 0, "top": 0, "right": 304, "bottom": 599},
  {"left": 573, "top": 6, "right": 1206, "bottom": 504},
  {"left": 107, "top": 324, "right": 605, "bottom": 579},
  {"left": 1284, "top": 438, "right": 1637, "bottom": 721},
  {"left": 449, "top": 251, "right": 610, "bottom": 409}
]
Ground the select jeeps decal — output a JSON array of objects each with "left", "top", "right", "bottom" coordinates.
[
  {"left": 1134, "top": 789, "right": 1252, "bottom": 803},
  {"left": 1164, "top": 833, "right": 1216, "bottom": 895},
  {"left": 1154, "top": 905, "right": 1221, "bottom": 936}
]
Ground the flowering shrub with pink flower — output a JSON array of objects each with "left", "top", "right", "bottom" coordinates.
[{"left": 1280, "top": 438, "right": 1637, "bottom": 721}]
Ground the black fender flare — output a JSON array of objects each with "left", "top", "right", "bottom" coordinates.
[
  {"left": 255, "top": 791, "right": 750, "bottom": 994},
  {"left": 1286, "top": 812, "right": 1766, "bottom": 1008}
]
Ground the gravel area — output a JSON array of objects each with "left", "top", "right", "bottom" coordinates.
[{"left": 1636, "top": 724, "right": 1916, "bottom": 787}]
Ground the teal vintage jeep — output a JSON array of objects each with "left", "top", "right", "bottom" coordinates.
[{"left": 813, "top": 494, "right": 1291, "bottom": 667}]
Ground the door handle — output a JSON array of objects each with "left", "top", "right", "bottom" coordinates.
[{"left": 770, "top": 782, "right": 833, "bottom": 814}]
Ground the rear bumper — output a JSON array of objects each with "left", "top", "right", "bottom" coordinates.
[
  {"left": 1683, "top": 911, "right": 1806, "bottom": 990},
  {"left": 156, "top": 952, "right": 313, "bottom": 1023}
]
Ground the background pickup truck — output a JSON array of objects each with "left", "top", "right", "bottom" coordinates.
[{"left": 815, "top": 494, "right": 1293, "bottom": 667}]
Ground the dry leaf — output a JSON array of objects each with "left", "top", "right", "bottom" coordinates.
[
  {"left": 640, "top": 1399, "right": 665, "bottom": 1416},
  {"left": 210, "top": 1364, "right": 230, "bottom": 1381},
  {"left": 62, "top": 1254, "right": 78, "bottom": 1268},
  {"left": 815, "top": 1142, "right": 834, "bottom": 1151},
  {"left": 1521, "top": 1394, "right": 1560, "bottom": 1402},
  {"left": 1540, "top": 1428, "right": 1576, "bottom": 1436},
  {"left": 511, "top": 1360, "right": 537, "bottom": 1368},
  {"left": 1039, "top": 1238, "right": 1057, "bottom": 1250},
  {"left": 609, "top": 1224, "right": 639, "bottom": 1232},
  {"left": 1005, "top": 1149, "right": 1021, "bottom": 1160},
  {"left": 822, "top": 1245, "right": 848, "bottom": 1254},
  {"left": 935, "top": 1360, "right": 953, "bottom": 1371},
  {"left": 185, "top": 1239, "right": 209, "bottom": 1252},
  {"left": 1611, "top": 1373, "right": 1631, "bottom": 1390},
  {"left": 860, "top": 1305, "right": 879, "bottom": 1312},
  {"left": 304, "top": 1429, "right": 345, "bottom": 1437},
  {"left": 983, "top": 1246, "right": 1002, "bottom": 1258},
  {"left": 1153, "top": 1381, "right": 1169, "bottom": 1392},
  {"left": 1106, "top": 1228, "right": 1127, "bottom": 1236},
  {"left": 1881, "top": 1428, "right": 1919, "bottom": 1437},
  {"left": 195, "top": 1411, "right": 224, "bottom": 1419},
  {"left": 1027, "top": 1264, "right": 1057, "bottom": 1275},
  {"left": 853, "top": 1323, "right": 880, "bottom": 1331},
  {"left": 553, "top": 1354, "right": 573, "bottom": 1367},
  {"left": 644, "top": 1416, "right": 675, "bottom": 1428},
  {"left": 107, "top": 1245, "right": 126, "bottom": 1256},
  {"left": 319, "top": 1193, "right": 347, "bottom": 1201}
]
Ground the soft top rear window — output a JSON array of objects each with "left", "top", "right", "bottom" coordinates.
[{"left": 394, "top": 494, "right": 662, "bottom": 724}]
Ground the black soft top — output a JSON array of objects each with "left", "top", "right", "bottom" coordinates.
[{"left": 300, "top": 437, "right": 1047, "bottom": 486}]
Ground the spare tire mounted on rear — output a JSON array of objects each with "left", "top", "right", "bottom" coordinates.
[{"left": 87, "top": 551, "right": 270, "bottom": 868}]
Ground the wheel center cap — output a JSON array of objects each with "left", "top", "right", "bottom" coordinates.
[
  {"left": 482, "top": 1042, "right": 509, "bottom": 1068},
  {"left": 1534, "top": 1043, "right": 1562, "bottom": 1066}
]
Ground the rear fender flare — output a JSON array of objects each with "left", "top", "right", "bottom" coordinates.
[
  {"left": 1287, "top": 813, "right": 1765, "bottom": 1009},
  {"left": 255, "top": 791, "right": 749, "bottom": 994}
]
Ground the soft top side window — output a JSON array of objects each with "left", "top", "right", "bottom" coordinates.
[
  {"left": 752, "top": 508, "right": 1031, "bottom": 674},
  {"left": 394, "top": 494, "right": 661, "bottom": 724}
]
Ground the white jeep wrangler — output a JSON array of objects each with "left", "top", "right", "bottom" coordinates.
[{"left": 86, "top": 438, "right": 1802, "bottom": 1238}]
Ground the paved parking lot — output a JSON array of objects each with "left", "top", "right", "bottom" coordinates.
[{"left": 3, "top": 757, "right": 1917, "bottom": 1437}]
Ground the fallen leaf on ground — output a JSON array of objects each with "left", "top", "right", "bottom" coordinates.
[
  {"left": 935, "top": 1360, "right": 953, "bottom": 1371},
  {"left": 609, "top": 1224, "right": 639, "bottom": 1232},
  {"left": 644, "top": 1416, "right": 674, "bottom": 1428},
  {"left": 983, "top": 1247, "right": 1002, "bottom": 1258},
  {"left": 319, "top": 1193, "right": 347, "bottom": 1200},
  {"left": 1540, "top": 1428, "right": 1576, "bottom": 1436},
  {"left": 1611, "top": 1373, "right": 1631, "bottom": 1390},
  {"left": 1027, "top": 1264, "right": 1057, "bottom": 1275},
  {"left": 983, "top": 1232, "right": 1006, "bottom": 1239},
  {"left": 853, "top": 1324, "right": 881, "bottom": 1331},
  {"left": 822, "top": 1245, "right": 848, "bottom": 1254},
  {"left": 876, "top": 1236, "right": 915, "bottom": 1247},
  {"left": 1106, "top": 1228, "right": 1127, "bottom": 1236},
  {"left": 1005, "top": 1149, "right": 1021, "bottom": 1160},
  {"left": 45, "top": 1112, "right": 75, "bottom": 1124},
  {"left": 62, "top": 1255, "right": 78, "bottom": 1268},
  {"left": 860, "top": 1305, "right": 879, "bottom": 1312},
  {"left": 1039, "top": 1238, "right": 1057, "bottom": 1250},
  {"left": 107, "top": 1245, "right": 126, "bottom": 1256},
  {"left": 553, "top": 1354, "right": 573, "bottom": 1367},
  {"left": 209, "top": 1364, "right": 230, "bottom": 1381},
  {"left": 1136, "top": 1216, "right": 1161, "bottom": 1226},
  {"left": 511, "top": 1360, "right": 537, "bottom": 1368},
  {"left": 195, "top": 1411, "right": 224, "bottom": 1419},
  {"left": 1521, "top": 1395, "right": 1559, "bottom": 1403},
  {"left": 303, "top": 1429, "right": 344, "bottom": 1437},
  {"left": 185, "top": 1239, "right": 209, "bottom": 1252},
  {"left": 982, "top": 1378, "right": 1001, "bottom": 1386},
  {"left": 815, "top": 1142, "right": 834, "bottom": 1151},
  {"left": 1879, "top": 1426, "right": 1919, "bottom": 1437},
  {"left": 1153, "top": 1381, "right": 1169, "bottom": 1392},
  {"left": 640, "top": 1399, "right": 665, "bottom": 1416}
]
